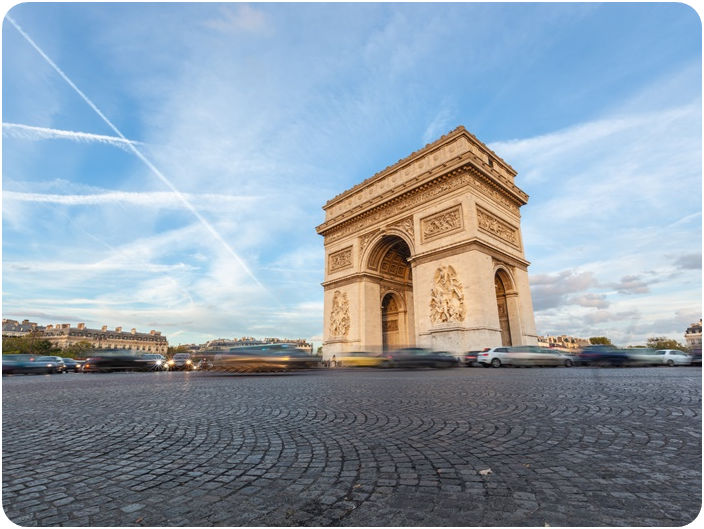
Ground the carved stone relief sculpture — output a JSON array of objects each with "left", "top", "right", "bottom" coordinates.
[
  {"left": 422, "top": 205, "right": 463, "bottom": 242},
  {"left": 476, "top": 208, "right": 519, "bottom": 247},
  {"left": 429, "top": 265, "right": 466, "bottom": 324},
  {"left": 329, "top": 291, "right": 351, "bottom": 337},
  {"left": 329, "top": 247, "right": 353, "bottom": 272}
]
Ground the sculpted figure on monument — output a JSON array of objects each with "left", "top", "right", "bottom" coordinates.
[
  {"left": 429, "top": 265, "right": 466, "bottom": 324},
  {"left": 329, "top": 291, "right": 351, "bottom": 337}
]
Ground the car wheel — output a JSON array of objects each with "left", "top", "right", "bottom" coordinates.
[
  {"left": 564, "top": 359, "right": 573, "bottom": 368},
  {"left": 491, "top": 358, "right": 502, "bottom": 368},
  {"left": 667, "top": 360, "right": 675, "bottom": 367}
]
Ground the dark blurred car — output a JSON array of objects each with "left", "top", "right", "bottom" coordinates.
[
  {"left": 138, "top": 354, "right": 169, "bottom": 371},
  {"left": 169, "top": 353, "right": 197, "bottom": 371},
  {"left": 34, "top": 356, "right": 67, "bottom": 374},
  {"left": 578, "top": 345, "right": 630, "bottom": 366},
  {"left": 3, "top": 354, "right": 55, "bottom": 375},
  {"left": 212, "top": 343, "right": 322, "bottom": 372},
  {"left": 464, "top": 351, "right": 482, "bottom": 367},
  {"left": 385, "top": 348, "right": 459, "bottom": 368},
  {"left": 82, "top": 355, "right": 149, "bottom": 373},
  {"left": 61, "top": 358, "right": 82, "bottom": 373}
]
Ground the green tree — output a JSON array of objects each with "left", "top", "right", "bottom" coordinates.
[
  {"left": 645, "top": 337, "right": 686, "bottom": 351},
  {"left": 589, "top": 336, "right": 612, "bottom": 345},
  {"left": 167, "top": 345, "right": 190, "bottom": 357},
  {"left": 61, "top": 340, "right": 95, "bottom": 359},
  {"left": 1, "top": 335, "right": 58, "bottom": 355}
]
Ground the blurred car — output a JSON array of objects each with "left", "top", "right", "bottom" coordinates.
[
  {"left": 169, "top": 353, "right": 197, "bottom": 371},
  {"left": 623, "top": 348, "right": 659, "bottom": 366},
  {"left": 34, "top": 356, "right": 67, "bottom": 374},
  {"left": 337, "top": 352, "right": 387, "bottom": 367},
  {"left": 653, "top": 349, "right": 692, "bottom": 366},
  {"left": 2, "top": 354, "right": 55, "bottom": 375},
  {"left": 61, "top": 358, "right": 82, "bottom": 373},
  {"left": 578, "top": 345, "right": 631, "bottom": 366},
  {"left": 82, "top": 355, "right": 149, "bottom": 372},
  {"left": 476, "top": 347, "right": 513, "bottom": 368},
  {"left": 139, "top": 354, "right": 169, "bottom": 371},
  {"left": 464, "top": 351, "right": 482, "bottom": 367},
  {"left": 384, "top": 348, "right": 458, "bottom": 368},
  {"left": 212, "top": 343, "right": 322, "bottom": 372},
  {"left": 505, "top": 346, "right": 575, "bottom": 367}
]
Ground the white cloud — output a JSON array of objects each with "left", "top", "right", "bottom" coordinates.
[
  {"left": 203, "top": 4, "right": 273, "bottom": 35},
  {"left": 2, "top": 122, "right": 143, "bottom": 151},
  {"left": 3, "top": 190, "right": 261, "bottom": 210}
]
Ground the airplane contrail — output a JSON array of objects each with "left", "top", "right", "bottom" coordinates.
[
  {"left": 7, "top": 15, "right": 272, "bottom": 299},
  {"left": 2, "top": 122, "right": 142, "bottom": 152}
]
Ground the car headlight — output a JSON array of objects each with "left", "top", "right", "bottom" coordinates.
[{"left": 186, "top": 360, "right": 191, "bottom": 364}]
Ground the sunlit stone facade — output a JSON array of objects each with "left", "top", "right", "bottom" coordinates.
[
  {"left": 41, "top": 323, "right": 168, "bottom": 353},
  {"left": 317, "top": 126, "right": 538, "bottom": 360}
]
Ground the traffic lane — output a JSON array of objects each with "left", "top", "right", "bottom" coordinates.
[{"left": 2, "top": 367, "right": 701, "bottom": 526}]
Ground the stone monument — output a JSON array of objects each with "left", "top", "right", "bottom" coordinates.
[{"left": 316, "top": 126, "right": 538, "bottom": 359}]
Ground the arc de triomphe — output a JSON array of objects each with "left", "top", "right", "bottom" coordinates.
[{"left": 316, "top": 126, "right": 538, "bottom": 358}]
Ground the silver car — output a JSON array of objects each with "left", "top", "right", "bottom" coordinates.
[
  {"left": 654, "top": 350, "right": 692, "bottom": 366},
  {"left": 506, "top": 346, "right": 575, "bottom": 367}
]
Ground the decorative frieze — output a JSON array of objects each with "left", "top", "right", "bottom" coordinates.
[
  {"left": 329, "top": 247, "right": 353, "bottom": 272},
  {"left": 322, "top": 168, "right": 520, "bottom": 244},
  {"left": 430, "top": 265, "right": 466, "bottom": 325},
  {"left": 329, "top": 291, "right": 350, "bottom": 337},
  {"left": 476, "top": 207, "right": 519, "bottom": 248},
  {"left": 421, "top": 205, "right": 463, "bottom": 242}
]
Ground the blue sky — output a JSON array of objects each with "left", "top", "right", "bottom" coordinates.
[{"left": 2, "top": 2, "right": 701, "bottom": 348}]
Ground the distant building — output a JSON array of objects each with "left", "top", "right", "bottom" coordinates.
[
  {"left": 685, "top": 319, "right": 702, "bottom": 352},
  {"left": 41, "top": 323, "right": 168, "bottom": 353},
  {"left": 2, "top": 319, "right": 43, "bottom": 337},
  {"left": 200, "top": 336, "right": 312, "bottom": 353},
  {"left": 538, "top": 334, "right": 590, "bottom": 351}
]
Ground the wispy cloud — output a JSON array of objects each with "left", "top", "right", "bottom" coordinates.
[
  {"left": 3, "top": 190, "right": 261, "bottom": 210},
  {"left": 203, "top": 4, "right": 273, "bottom": 35},
  {"left": 6, "top": 14, "right": 270, "bottom": 298},
  {"left": 2, "top": 123, "right": 143, "bottom": 152}
]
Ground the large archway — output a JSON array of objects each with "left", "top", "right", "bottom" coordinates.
[{"left": 368, "top": 235, "right": 414, "bottom": 351}]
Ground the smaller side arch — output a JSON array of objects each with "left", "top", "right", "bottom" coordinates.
[{"left": 493, "top": 265, "right": 522, "bottom": 346}]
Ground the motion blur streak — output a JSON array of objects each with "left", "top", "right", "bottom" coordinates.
[{"left": 6, "top": 15, "right": 272, "bottom": 300}]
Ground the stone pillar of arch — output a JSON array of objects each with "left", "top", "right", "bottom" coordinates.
[{"left": 317, "top": 126, "right": 538, "bottom": 360}]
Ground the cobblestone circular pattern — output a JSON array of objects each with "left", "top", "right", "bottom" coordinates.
[{"left": 2, "top": 367, "right": 701, "bottom": 526}]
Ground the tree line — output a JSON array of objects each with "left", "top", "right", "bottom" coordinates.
[
  {"left": 589, "top": 336, "right": 691, "bottom": 351},
  {"left": 2, "top": 335, "right": 191, "bottom": 359}
]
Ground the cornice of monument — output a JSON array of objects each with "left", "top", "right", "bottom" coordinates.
[
  {"left": 316, "top": 126, "right": 528, "bottom": 237},
  {"left": 409, "top": 238, "right": 531, "bottom": 271}
]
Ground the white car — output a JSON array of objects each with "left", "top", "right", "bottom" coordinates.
[
  {"left": 477, "top": 347, "right": 513, "bottom": 368},
  {"left": 654, "top": 350, "right": 692, "bottom": 366}
]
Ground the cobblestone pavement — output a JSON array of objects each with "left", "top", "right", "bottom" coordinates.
[{"left": 2, "top": 366, "right": 701, "bottom": 527}]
